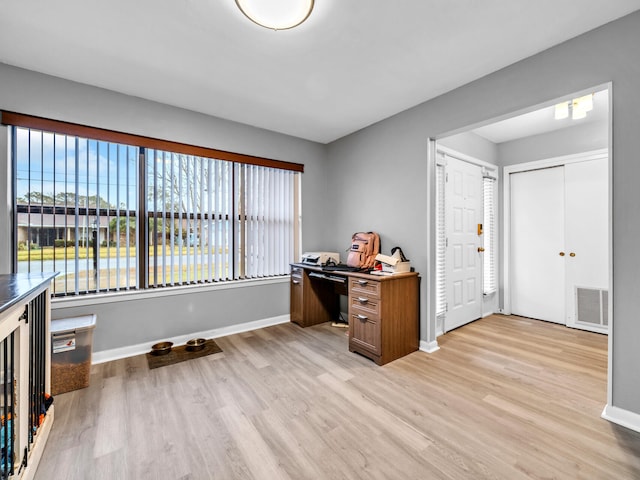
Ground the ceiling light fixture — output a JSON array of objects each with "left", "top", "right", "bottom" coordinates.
[
  {"left": 554, "top": 101, "right": 569, "bottom": 120},
  {"left": 235, "top": 0, "right": 314, "bottom": 30},
  {"left": 554, "top": 94, "right": 594, "bottom": 120}
]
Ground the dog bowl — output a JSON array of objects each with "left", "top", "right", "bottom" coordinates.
[
  {"left": 150, "top": 341, "right": 173, "bottom": 355},
  {"left": 186, "top": 338, "right": 206, "bottom": 352}
]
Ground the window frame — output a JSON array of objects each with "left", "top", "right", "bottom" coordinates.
[{"left": 4, "top": 111, "right": 303, "bottom": 297}]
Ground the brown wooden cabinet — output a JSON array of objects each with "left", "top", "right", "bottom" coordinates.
[
  {"left": 290, "top": 264, "right": 419, "bottom": 365},
  {"left": 348, "top": 273, "right": 419, "bottom": 365}
]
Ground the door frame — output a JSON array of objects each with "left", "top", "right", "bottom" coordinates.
[
  {"left": 502, "top": 148, "right": 610, "bottom": 317},
  {"left": 436, "top": 145, "right": 499, "bottom": 335}
]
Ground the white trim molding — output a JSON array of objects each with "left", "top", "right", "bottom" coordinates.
[
  {"left": 601, "top": 404, "right": 640, "bottom": 434},
  {"left": 437, "top": 144, "right": 500, "bottom": 174},
  {"left": 53, "top": 276, "right": 288, "bottom": 309},
  {"left": 419, "top": 340, "right": 440, "bottom": 353},
  {"left": 92, "top": 314, "right": 290, "bottom": 364}
]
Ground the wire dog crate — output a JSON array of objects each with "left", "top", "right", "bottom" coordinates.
[{"left": 0, "top": 273, "right": 56, "bottom": 479}]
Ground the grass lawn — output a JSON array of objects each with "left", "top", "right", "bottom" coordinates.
[{"left": 17, "top": 245, "right": 211, "bottom": 261}]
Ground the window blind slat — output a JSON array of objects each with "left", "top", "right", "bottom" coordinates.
[
  {"left": 435, "top": 163, "right": 447, "bottom": 316},
  {"left": 14, "top": 127, "right": 139, "bottom": 295},
  {"left": 13, "top": 126, "right": 299, "bottom": 295},
  {"left": 483, "top": 177, "right": 497, "bottom": 295}
]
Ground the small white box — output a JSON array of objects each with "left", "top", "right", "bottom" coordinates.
[
  {"left": 375, "top": 253, "right": 410, "bottom": 274},
  {"left": 381, "top": 261, "right": 411, "bottom": 274}
]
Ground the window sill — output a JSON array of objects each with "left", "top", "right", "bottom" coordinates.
[{"left": 51, "top": 276, "right": 289, "bottom": 309}]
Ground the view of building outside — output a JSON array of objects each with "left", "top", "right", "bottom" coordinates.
[
  {"left": 15, "top": 127, "right": 139, "bottom": 295},
  {"left": 14, "top": 126, "right": 297, "bottom": 296}
]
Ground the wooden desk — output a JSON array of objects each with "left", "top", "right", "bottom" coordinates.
[{"left": 290, "top": 264, "right": 419, "bottom": 365}]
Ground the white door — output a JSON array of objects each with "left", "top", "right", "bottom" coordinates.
[
  {"left": 510, "top": 166, "right": 566, "bottom": 324},
  {"left": 509, "top": 158, "right": 609, "bottom": 331},
  {"left": 445, "top": 157, "right": 483, "bottom": 331},
  {"left": 565, "top": 158, "right": 609, "bottom": 332}
]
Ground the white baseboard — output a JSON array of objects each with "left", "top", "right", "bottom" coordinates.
[
  {"left": 601, "top": 404, "right": 640, "bottom": 434},
  {"left": 92, "top": 315, "right": 290, "bottom": 364},
  {"left": 419, "top": 340, "right": 440, "bottom": 353}
]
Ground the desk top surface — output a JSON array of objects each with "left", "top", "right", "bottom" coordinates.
[{"left": 291, "top": 263, "right": 418, "bottom": 281}]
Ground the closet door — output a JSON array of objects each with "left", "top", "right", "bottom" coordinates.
[
  {"left": 510, "top": 166, "right": 566, "bottom": 324},
  {"left": 565, "top": 158, "right": 609, "bottom": 332}
]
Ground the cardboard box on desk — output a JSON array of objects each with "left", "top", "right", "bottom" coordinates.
[{"left": 375, "top": 254, "right": 411, "bottom": 274}]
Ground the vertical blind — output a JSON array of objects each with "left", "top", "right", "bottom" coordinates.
[
  {"left": 435, "top": 162, "right": 447, "bottom": 316},
  {"left": 13, "top": 127, "right": 138, "bottom": 295},
  {"left": 147, "top": 150, "right": 233, "bottom": 286},
  {"left": 6, "top": 112, "right": 303, "bottom": 296},
  {"left": 483, "top": 176, "right": 497, "bottom": 295},
  {"left": 236, "top": 164, "right": 296, "bottom": 279}
]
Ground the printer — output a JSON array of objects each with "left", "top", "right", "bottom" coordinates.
[{"left": 301, "top": 252, "right": 340, "bottom": 267}]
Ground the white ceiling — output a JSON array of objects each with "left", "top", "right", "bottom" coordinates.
[
  {"left": 0, "top": 1, "right": 638, "bottom": 144},
  {"left": 473, "top": 89, "right": 609, "bottom": 144}
]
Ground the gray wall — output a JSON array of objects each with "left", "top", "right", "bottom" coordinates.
[
  {"left": 0, "top": 63, "right": 330, "bottom": 352},
  {"left": 498, "top": 120, "right": 608, "bottom": 166},
  {"left": 325, "top": 11, "right": 640, "bottom": 415},
  {"left": 438, "top": 130, "right": 499, "bottom": 165}
]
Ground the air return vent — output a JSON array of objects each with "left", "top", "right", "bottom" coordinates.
[{"left": 576, "top": 287, "right": 608, "bottom": 327}]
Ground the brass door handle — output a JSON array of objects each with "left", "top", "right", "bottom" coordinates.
[
  {"left": 477, "top": 247, "right": 485, "bottom": 253},
  {"left": 559, "top": 252, "right": 565, "bottom": 256},
  {"left": 569, "top": 252, "right": 576, "bottom": 257}
]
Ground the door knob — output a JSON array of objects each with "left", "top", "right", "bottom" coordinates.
[
  {"left": 559, "top": 252, "right": 565, "bottom": 256},
  {"left": 477, "top": 247, "right": 485, "bottom": 252},
  {"left": 569, "top": 252, "right": 576, "bottom": 257}
]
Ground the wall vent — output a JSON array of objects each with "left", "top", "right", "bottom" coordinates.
[{"left": 576, "top": 287, "right": 608, "bottom": 327}]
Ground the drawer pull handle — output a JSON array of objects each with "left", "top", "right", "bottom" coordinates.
[
  {"left": 357, "top": 297, "right": 369, "bottom": 304},
  {"left": 356, "top": 314, "right": 368, "bottom": 321},
  {"left": 357, "top": 280, "right": 368, "bottom": 286},
  {"left": 292, "top": 280, "right": 300, "bottom": 285}
]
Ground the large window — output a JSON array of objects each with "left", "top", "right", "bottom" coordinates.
[
  {"left": 14, "top": 128, "right": 138, "bottom": 295},
  {"left": 146, "top": 150, "right": 233, "bottom": 286},
  {"left": 7, "top": 113, "right": 302, "bottom": 296}
]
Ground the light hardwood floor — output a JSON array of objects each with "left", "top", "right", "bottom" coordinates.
[{"left": 34, "top": 315, "right": 640, "bottom": 479}]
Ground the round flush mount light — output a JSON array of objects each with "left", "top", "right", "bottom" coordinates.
[{"left": 235, "top": 0, "right": 314, "bottom": 30}]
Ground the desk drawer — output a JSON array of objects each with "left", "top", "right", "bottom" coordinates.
[
  {"left": 349, "top": 278, "right": 380, "bottom": 298},
  {"left": 350, "top": 295, "right": 380, "bottom": 317},
  {"left": 350, "top": 313, "right": 380, "bottom": 354},
  {"left": 291, "top": 266, "right": 304, "bottom": 278}
]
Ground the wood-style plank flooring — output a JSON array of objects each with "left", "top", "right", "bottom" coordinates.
[{"left": 34, "top": 315, "right": 640, "bottom": 479}]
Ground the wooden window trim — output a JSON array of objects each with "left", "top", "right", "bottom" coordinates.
[{"left": 1, "top": 111, "right": 304, "bottom": 173}]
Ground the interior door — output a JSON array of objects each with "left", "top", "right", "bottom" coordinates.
[
  {"left": 445, "top": 157, "right": 483, "bottom": 331},
  {"left": 510, "top": 166, "right": 566, "bottom": 324},
  {"left": 565, "top": 158, "right": 609, "bottom": 332}
]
